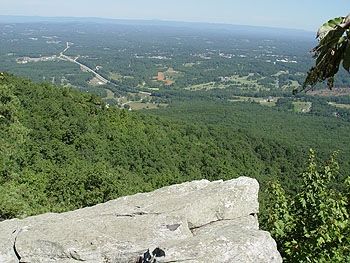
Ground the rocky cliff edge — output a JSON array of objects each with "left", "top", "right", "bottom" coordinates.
[{"left": 0, "top": 177, "right": 282, "bottom": 263}]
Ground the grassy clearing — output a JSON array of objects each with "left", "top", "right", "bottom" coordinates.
[
  {"left": 127, "top": 102, "right": 168, "bottom": 110},
  {"left": 328, "top": 102, "right": 350, "bottom": 109},
  {"left": 184, "top": 62, "right": 195, "bottom": 67},
  {"left": 147, "top": 87, "right": 160, "bottom": 91},
  {"left": 228, "top": 74, "right": 269, "bottom": 91},
  {"left": 185, "top": 74, "right": 269, "bottom": 91},
  {"left": 105, "top": 89, "right": 115, "bottom": 99},
  {"left": 272, "top": 70, "right": 289, "bottom": 77},
  {"left": 109, "top": 72, "right": 134, "bottom": 81},
  {"left": 281, "top": 80, "right": 301, "bottom": 91},
  {"left": 293, "top": 101, "right": 312, "bottom": 113},
  {"left": 290, "top": 80, "right": 300, "bottom": 88},
  {"left": 185, "top": 82, "right": 226, "bottom": 91},
  {"left": 109, "top": 72, "right": 123, "bottom": 81},
  {"left": 229, "top": 96, "right": 278, "bottom": 107},
  {"left": 88, "top": 76, "right": 105, "bottom": 86}
]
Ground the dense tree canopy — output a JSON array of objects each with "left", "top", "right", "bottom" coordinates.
[
  {"left": 0, "top": 73, "right": 300, "bottom": 219},
  {"left": 1, "top": 73, "right": 349, "bottom": 220}
]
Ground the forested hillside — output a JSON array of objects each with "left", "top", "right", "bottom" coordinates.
[{"left": 1, "top": 73, "right": 349, "bottom": 220}]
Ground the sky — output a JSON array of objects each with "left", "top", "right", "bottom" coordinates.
[{"left": 1, "top": 0, "right": 349, "bottom": 31}]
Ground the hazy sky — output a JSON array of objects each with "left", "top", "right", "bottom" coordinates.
[{"left": 1, "top": 0, "right": 349, "bottom": 31}]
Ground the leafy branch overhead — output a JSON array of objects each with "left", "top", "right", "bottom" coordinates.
[{"left": 300, "top": 14, "right": 350, "bottom": 93}]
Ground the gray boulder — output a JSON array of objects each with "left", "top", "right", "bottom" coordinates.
[{"left": 0, "top": 177, "right": 282, "bottom": 263}]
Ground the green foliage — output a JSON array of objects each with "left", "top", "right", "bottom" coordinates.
[
  {"left": 1, "top": 73, "right": 350, "bottom": 229},
  {"left": 265, "top": 150, "right": 350, "bottom": 262},
  {"left": 275, "top": 97, "right": 294, "bottom": 111},
  {"left": 0, "top": 73, "right": 305, "bottom": 219},
  {"left": 301, "top": 14, "right": 350, "bottom": 92},
  {"left": 0, "top": 83, "right": 28, "bottom": 181}
]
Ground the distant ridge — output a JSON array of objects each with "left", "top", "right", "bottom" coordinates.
[{"left": 0, "top": 15, "right": 313, "bottom": 39}]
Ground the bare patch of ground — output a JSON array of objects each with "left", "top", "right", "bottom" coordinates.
[{"left": 88, "top": 77, "right": 105, "bottom": 86}]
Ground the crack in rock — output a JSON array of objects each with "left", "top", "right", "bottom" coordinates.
[
  {"left": 67, "top": 249, "right": 86, "bottom": 261},
  {"left": 114, "top": 212, "right": 161, "bottom": 218},
  {"left": 188, "top": 218, "right": 234, "bottom": 235},
  {"left": 12, "top": 228, "right": 24, "bottom": 263}
]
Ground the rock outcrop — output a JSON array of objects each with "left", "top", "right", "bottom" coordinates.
[{"left": 0, "top": 177, "right": 282, "bottom": 263}]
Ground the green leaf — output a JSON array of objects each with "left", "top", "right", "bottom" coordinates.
[
  {"left": 319, "top": 27, "right": 346, "bottom": 47},
  {"left": 317, "top": 17, "right": 345, "bottom": 39},
  {"left": 342, "top": 43, "right": 350, "bottom": 71},
  {"left": 317, "top": 236, "right": 325, "bottom": 245}
]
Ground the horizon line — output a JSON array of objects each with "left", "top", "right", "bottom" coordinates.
[{"left": 0, "top": 14, "right": 315, "bottom": 34}]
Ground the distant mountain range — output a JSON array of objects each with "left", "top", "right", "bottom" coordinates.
[{"left": 0, "top": 15, "right": 314, "bottom": 39}]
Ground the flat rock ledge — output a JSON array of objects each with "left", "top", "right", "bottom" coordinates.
[{"left": 0, "top": 177, "right": 282, "bottom": 263}]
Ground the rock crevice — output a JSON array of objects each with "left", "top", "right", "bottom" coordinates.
[{"left": 13, "top": 229, "right": 22, "bottom": 262}]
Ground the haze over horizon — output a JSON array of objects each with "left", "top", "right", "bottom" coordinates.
[{"left": 1, "top": 0, "right": 348, "bottom": 31}]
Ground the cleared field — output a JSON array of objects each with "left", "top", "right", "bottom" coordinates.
[
  {"left": 185, "top": 82, "right": 226, "bottom": 91},
  {"left": 293, "top": 101, "right": 312, "bottom": 113},
  {"left": 272, "top": 70, "right": 289, "bottom": 77},
  {"left": 229, "top": 96, "right": 278, "bottom": 107},
  {"left": 109, "top": 72, "right": 123, "bottom": 81},
  {"left": 147, "top": 87, "right": 160, "bottom": 91},
  {"left": 328, "top": 102, "right": 350, "bottom": 109},
  {"left": 109, "top": 72, "right": 134, "bottom": 81},
  {"left": 281, "top": 80, "right": 300, "bottom": 90},
  {"left": 185, "top": 74, "right": 269, "bottom": 91},
  {"left": 165, "top": 67, "right": 178, "bottom": 77},
  {"left": 184, "top": 62, "right": 195, "bottom": 67},
  {"left": 88, "top": 76, "right": 105, "bottom": 86},
  {"left": 228, "top": 74, "right": 269, "bottom": 91},
  {"left": 126, "top": 102, "right": 168, "bottom": 110},
  {"left": 105, "top": 89, "right": 115, "bottom": 99}
]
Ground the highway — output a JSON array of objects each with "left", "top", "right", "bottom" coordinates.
[{"left": 59, "top": 42, "right": 111, "bottom": 85}]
